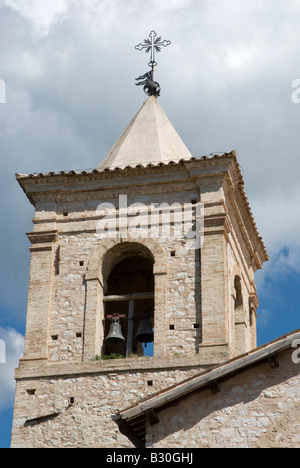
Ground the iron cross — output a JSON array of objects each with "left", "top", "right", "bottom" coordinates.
[{"left": 135, "top": 30, "right": 171, "bottom": 74}]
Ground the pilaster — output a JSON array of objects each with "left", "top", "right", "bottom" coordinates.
[
  {"left": 21, "top": 230, "right": 58, "bottom": 363},
  {"left": 83, "top": 278, "right": 104, "bottom": 361}
]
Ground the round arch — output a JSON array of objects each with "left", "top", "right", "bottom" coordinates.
[{"left": 86, "top": 237, "right": 167, "bottom": 285}]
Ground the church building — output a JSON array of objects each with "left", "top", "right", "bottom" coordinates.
[{"left": 11, "top": 47, "right": 300, "bottom": 447}]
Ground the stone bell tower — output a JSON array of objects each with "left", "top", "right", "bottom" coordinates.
[{"left": 11, "top": 90, "right": 268, "bottom": 447}]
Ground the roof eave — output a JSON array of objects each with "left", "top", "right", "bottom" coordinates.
[{"left": 117, "top": 329, "right": 300, "bottom": 425}]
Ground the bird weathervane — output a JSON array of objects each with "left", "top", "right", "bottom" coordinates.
[{"left": 135, "top": 30, "right": 171, "bottom": 98}]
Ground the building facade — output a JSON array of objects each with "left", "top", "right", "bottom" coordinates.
[{"left": 11, "top": 96, "right": 298, "bottom": 449}]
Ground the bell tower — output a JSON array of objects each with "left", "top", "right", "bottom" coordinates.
[{"left": 11, "top": 35, "right": 268, "bottom": 448}]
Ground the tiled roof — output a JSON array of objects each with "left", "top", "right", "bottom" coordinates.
[
  {"left": 16, "top": 152, "right": 231, "bottom": 179},
  {"left": 114, "top": 329, "right": 300, "bottom": 448}
]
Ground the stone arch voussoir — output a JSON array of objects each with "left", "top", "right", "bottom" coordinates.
[{"left": 86, "top": 236, "right": 168, "bottom": 286}]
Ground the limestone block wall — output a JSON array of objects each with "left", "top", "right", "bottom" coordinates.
[
  {"left": 49, "top": 233, "right": 96, "bottom": 363},
  {"left": 47, "top": 232, "right": 202, "bottom": 362},
  {"left": 148, "top": 350, "right": 300, "bottom": 448},
  {"left": 11, "top": 361, "right": 204, "bottom": 448},
  {"left": 24, "top": 180, "right": 231, "bottom": 364}
]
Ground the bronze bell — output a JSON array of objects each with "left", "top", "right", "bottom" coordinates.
[
  {"left": 136, "top": 319, "right": 154, "bottom": 344},
  {"left": 105, "top": 320, "right": 125, "bottom": 344}
]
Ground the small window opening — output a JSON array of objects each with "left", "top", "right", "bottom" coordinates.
[
  {"left": 249, "top": 298, "right": 254, "bottom": 326},
  {"left": 79, "top": 261, "right": 84, "bottom": 267},
  {"left": 234, "top": 276, "right": 243, "bottom": 309},
  {"left": 171, "top": 251, "right": 176, "bottom": 257},
  {"left": 147, "top": 380, "right": 153, "bottom": 387},
  {"left": 193, "top": 323, "right": 200, "bottom": 329},
  {"left": 76, "top": 332, "right": 82, "bottom": 338},
  {"left": 63, "top": 212, "right": 68, "bottom": 217},
  {"left": 51, "top": 335, "right": 59, "bottom": 341},
  {"left": 54, "top": 246, "right": 60, "bottom": 276},
  {"left": 68, "top": 397, "right": 75, "bottom": 405},
  {"left": 26, "top": 389, "right": 36, "bottom": 396},
  {"left": 169, "top": 324, "right": 175, "bottom": 330}
]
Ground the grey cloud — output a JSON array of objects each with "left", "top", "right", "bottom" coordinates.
[
  {"left": 1, "top": 0, "right": 300, "bottom": 328},
  {"left": 0, "top": 327, "right": 24, "bottom": 410}
]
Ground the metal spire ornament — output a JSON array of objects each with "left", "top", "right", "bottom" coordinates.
[{"left": 135, "top": 30, "right": 171, "bottom": 98}]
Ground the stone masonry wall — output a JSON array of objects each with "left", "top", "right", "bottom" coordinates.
[
  {"left": 148, "top": 349, "right": 300, "bottom": 448},
  {"left": 20, "top": 163, "right": 260, "bottom": 367},
  {"left": 45, "top": 183, "right": 231, "bottom": 363},
  {"left": 48, "top": 232, "right": 201, "bottom": 363},
  {"left": 11, "top": 363, "right": 203, "bottom": 448}
]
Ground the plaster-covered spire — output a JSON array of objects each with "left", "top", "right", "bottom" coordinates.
[{"left": 98, "top": 96, "right": 192, "bottom": 171}]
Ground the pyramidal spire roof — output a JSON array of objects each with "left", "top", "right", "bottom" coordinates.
[{"left": 98, "top": 96, "right": 192, "bottom": 171}]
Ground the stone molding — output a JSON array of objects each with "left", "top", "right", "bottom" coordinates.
[{"left": 27, "top": 230, "right": 58, "bottom": 252}]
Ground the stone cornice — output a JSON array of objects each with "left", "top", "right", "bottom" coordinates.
[
  {"left": 15, "top": 153, "right": 234, "bottom": 185},
  {"left": 27, "top": 230, "right": 58, "bottom": 252},
  {"left": 16, "top": 151, "right": 268, "bottom": 265},
  {"left": 15, "top": 347, "right": 227, "bottom": 380}
]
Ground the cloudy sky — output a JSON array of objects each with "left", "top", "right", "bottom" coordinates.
[{"left": 0, "top": 0, "right": 300, "bottom": 447}]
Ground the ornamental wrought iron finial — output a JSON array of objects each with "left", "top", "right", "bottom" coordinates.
[{"left": 135, "top": 30, "right": 171, "bottom": 97}]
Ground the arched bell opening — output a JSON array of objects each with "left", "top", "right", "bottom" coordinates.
[{"left": 103, "top": 255, "right": 154, "bottom": 358}]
